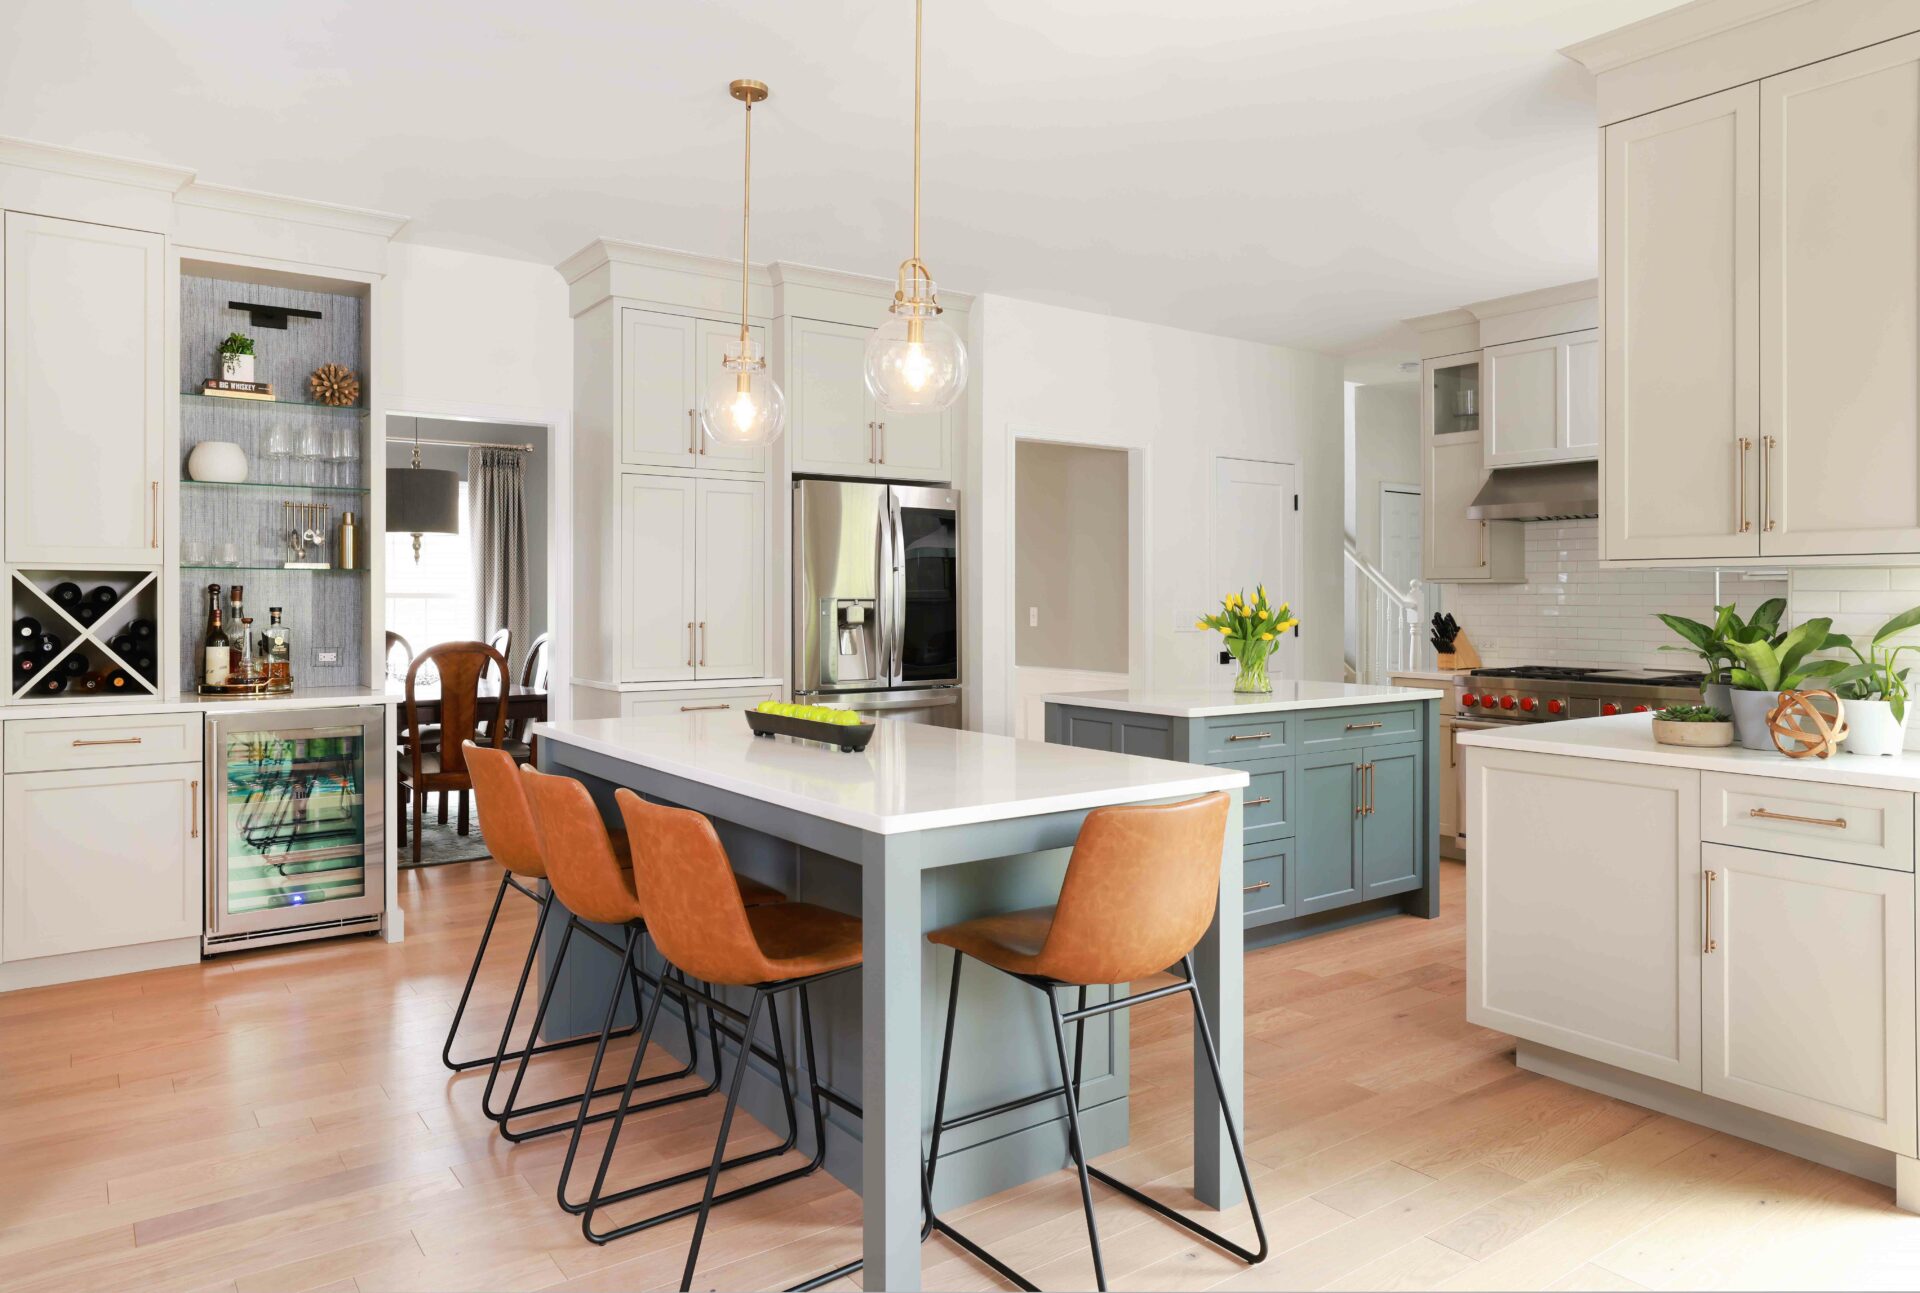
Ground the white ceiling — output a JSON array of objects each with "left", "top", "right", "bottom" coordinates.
[{"left": 0, "top": 0, "right": 1679, "bottom": 357}]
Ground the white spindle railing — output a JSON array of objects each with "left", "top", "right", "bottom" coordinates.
[{"left": 1344, "top": 540, "right": 1423, "bottom": 685}]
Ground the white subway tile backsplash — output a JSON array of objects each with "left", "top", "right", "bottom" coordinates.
[
  {"left": 1792, "top": 567, "right": 1893, "bottom": 592},
  {"left": 1440, "top": 519, "right": 1787, "bottom": 670}
]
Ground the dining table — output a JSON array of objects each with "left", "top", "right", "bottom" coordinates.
[{"left": 385, "top": 677, "right": 550, "bottom": 731}]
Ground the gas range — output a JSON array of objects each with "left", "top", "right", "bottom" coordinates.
[{"left": 1455, "top": 664, "right": 1706, "bottom": 724}]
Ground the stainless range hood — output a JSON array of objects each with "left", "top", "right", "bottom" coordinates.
[{"left": 1466, "top": 460, "right": 1598, "bottom": 521}]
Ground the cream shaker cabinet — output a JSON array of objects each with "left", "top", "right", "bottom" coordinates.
[
  {"left": 1423, "top": 430, "right": 1520, "bottom": 582},
  {"left": 1761, "top": 33, "right": 1920, "bottom": 558},
  {"left": 3, "top": 212, "right": 165, "bottom": 566},
  {"left": 618, "top": 473, "right": 765, "bottom": 684},
  {"left": 787, "top": 316, "right": 952, "bottom": 483},
  {"left": 3, "top": 761, "right": 201, "bottom": 961},
  {"left": 619, "top": 308, "right": 768, "bottom": 474},
  {"left": 695, "top": 317, "right": 769, "bottom": 475},
  {"left": 1484, "top": 328, "right": 1598, "bottom": 467}
]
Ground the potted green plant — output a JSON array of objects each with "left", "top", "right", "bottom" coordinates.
[
  {"left": 1196, "top": 585, "right": 1297, "bottom": 693},
  {"left": 1827, "top": 605, "right": 1920, "bottom": 756},
  {"left": 1650, "top": 703, "right": 1733, "bottom": 748},
  {"left": 218, "top": 331, "right": 255, "bottom": 383},
  {"left": 1723, "top": 617, "right": 1846, "bottom": 751},
  {"left": 1656, "top": 598, "right": 1785, "bottom": 714}
]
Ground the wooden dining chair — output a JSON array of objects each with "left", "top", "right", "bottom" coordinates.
[
  {"left": 385, "top": 631, "right": 414, "bottom": 682},
  {"left": 483, "top": 627, "right": 513, "bottom": 681},
  {"left": 502, "top": 632, "right": 552, "bottom": 765},
  {"left": 397, "top": 641, "right": 508, "bottom": 866}
]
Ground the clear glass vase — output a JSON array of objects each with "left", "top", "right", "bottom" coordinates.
[{"left": 1233, "top": 652, "right": 1272, "bottom": 694}]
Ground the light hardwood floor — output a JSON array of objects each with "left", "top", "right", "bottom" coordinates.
[{"left": 3, "top": 858, "right": 1917, "bottom": 1292}]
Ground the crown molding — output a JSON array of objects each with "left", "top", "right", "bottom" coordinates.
[
  {"left": 0, "top": 136, "right": 193, "bottom": 192},
  {"left": 175, "top": 182, "right": 408, "bottom": 239},
  {"left": 1560, "top": 0, "right": 1816, "bottom": 74},
  {"left": 1404, "top": 307, "right": 1476, "bottom": 334},
  {"left": 557, "top": 238, "right": 770, "bottom": 287},
  {"left": 1466, "top": 278, "right": 1597, "bottom": 321}
]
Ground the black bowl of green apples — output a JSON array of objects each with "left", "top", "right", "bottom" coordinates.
[{"left": 744, "top": 699, "right": 876, "bottom": 753}]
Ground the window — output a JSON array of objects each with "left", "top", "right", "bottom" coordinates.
[{"left": 385, "top": 490, "right": 474, "bottom": 676}]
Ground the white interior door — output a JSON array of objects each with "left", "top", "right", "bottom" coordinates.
[{"left": 1212, "top": 457, "right": 1300, "bottom": 684}]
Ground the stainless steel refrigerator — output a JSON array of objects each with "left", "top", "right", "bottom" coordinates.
[{"left": 793, "top": 479, "right": 961, "bottom": 727}]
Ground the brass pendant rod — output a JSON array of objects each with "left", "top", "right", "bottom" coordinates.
[
  {"left": 913, "top": 0, "right": 922, "bottom": 266},
  {"left": 740, "top": 96, "right": 752, "bottom": 349}
]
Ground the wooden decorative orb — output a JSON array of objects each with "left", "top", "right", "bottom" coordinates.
[
  {"left": 1767, "top": 689, "right": 1849, "bottom": 759},
  {"left": 309, "top": 364, "right": 361, "bottom": 407}
]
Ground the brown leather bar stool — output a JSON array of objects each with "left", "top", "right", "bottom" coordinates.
[
  {"left": 575, "top": 788, "right": 864, "bottom": 1292},
  {"left": 481, "top": 756, "right": 786, "bottom": 1144},
  {"left": 916, "top": 791, "right": 1267, "bottom": 1292}
]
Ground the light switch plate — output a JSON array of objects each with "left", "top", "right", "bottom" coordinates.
[
  {"left": 315, "top": 649, "right": 339, "bottom": 665},
  {"left": 1028, "top": 606, "right": 1039, "bottom": 628}
]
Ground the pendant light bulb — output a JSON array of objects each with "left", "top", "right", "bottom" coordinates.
[
  {"left": 866, "top": 0, "right": 968, "bottom": 413},
  {"left": 701, "top": 79, "right": 786, "bottom": 448}
]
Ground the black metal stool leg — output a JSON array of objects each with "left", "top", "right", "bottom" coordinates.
[
  {"left": 478, "top": 890, "right": 563, "bottom": 1120},
  {"left": 1047, "top": 988, "right": 1109, "bottom": 1291},
  {"left": 441, "top": 871, "right": 513, "bottom": 1071},
  {"left": 678, "top": 989, "right": 766, "bottom": 1291}
]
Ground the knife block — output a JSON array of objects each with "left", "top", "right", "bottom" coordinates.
[{"left": 1435, "top": 630, "right": 1481, "bottom": 671}]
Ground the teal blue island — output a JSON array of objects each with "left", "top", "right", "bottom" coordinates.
[{"left": 1044, "top": 682, "right": 1445, "bottom": 944}]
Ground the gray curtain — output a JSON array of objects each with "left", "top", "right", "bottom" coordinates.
[{"left": 469, "top": 448, "right": 529, "bottom": 680}]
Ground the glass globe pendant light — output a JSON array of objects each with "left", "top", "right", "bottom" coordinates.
[
  {"left": 701, "top": 79, "right": 787, "bottom": 448},
  {"left": 864, "top": 0, "right": 968, "bottom": 412}
]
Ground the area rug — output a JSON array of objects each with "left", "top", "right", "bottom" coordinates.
[{"left": 401, "top": 796, "right": 491, "bottom": 868}]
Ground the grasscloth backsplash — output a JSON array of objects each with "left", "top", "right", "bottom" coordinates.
[{"left": 1438, "top": 520, "right": 1788, "bottom": 671}]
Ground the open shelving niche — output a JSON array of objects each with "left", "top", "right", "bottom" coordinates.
[{"left": 9, "top": 568, "right": 162, "bottom": 702}]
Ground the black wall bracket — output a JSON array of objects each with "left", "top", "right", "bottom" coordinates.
[{"left": 228, "top": 301, "right": 322, "bottom": 330}]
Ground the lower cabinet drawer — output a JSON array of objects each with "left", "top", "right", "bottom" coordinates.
[
  {"left": 5, "top": 711, "right": 203, "bottom": 773},
  {"left": 1300, "top": 705, "right": 1420, "bottom": 753},
  {"left": 1701, "top": 773, "right": 1914, "bottom": 872},
  {"left": 620, "top": 688, "right": 780, "bottom": 719},
  {"left": 1242, "top": 758, "right": 1294, "bottom": 843},
  {"left": 1243, "top": 838, "right": 1294, "bottom": 928}
]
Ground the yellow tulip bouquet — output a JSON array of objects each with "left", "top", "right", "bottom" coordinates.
[{"left": 1197, "top": 585, "right": 1299, "bottom": 693}]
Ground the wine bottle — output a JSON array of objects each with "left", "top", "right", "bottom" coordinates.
[
  {"left": 14, "top": 652, "right": 39, "bottom": 680},
  {"left": 74, "top": 603, "right": 99, "bottom": 627},
  {"left": 62, "top": 651, "right": 89, "bottom": 678},
  {"left": 128, "top": 617, "right": 156, "bottom": 640},
  {"left": 32, "top": 632, "right": 58, "bottom": 657},
  {"left": 227, "top": 586, "right": 246, "bottom": 679},
  {"left": 202, "top": 584, "right": 230, "bottom": 687},
  {"left": 108, "top": 632, "right": 135, "bottom": 659},
  {"left": 48, "top": 582, "right": 81, "bottom": 608},
  {"left": 105, "top": 669, "right": 130, "bottom": 691},
  {"left": 13, "top": 616, "right": 39, "bottom": 643},
  {"left": 79, "top": 672, "right": 103, "bottom": 693},
  {"left": 37, "top": 674, "right": 67, "bottom": 696},
  {"left": 86, "top": 585, "right": 118, "bottom": 612}
]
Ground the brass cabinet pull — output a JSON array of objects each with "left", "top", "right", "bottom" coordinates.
[
  {"left": 1763, "top": 435, "right": 1777, "bottom": 531},
  {"left": 1749, "top": 806, "right": 1847, "bottom": 830},
  {"left": 1243, "top": 881, "right": 1272, "bottom": 894},
  {"left": 688, "top": 408, "right": 698, "bottom": 455},
  {"left": 1245, "top": 795, "right": 1272, "bottom": 808},
  {"left": 687, "top": 622, "right": 696, "bottom": 668},
  {"left": 151, "top": 481, "right": 159, "bottom": 548},
  {"left": 1355, "top": 764, "right": 1367, "bottom": 816},
  {"left": 1346, "top": 720, "right": 1383, "bottom": 731},
  {"left": 190, "top": 779, "right": 199, "bottom": 839},
  {"left": 867, "top": 421, "right": 877, "bottom": 463},
  {"left": 1479, "top": 519, "right": 1487, "bottom": 567},
  {"left": 877, "top": 420, "right": 886, "bottom": 463},
  {"left": 698, "top": 621, "right": 707, "bottom": 667},
  {"left": 1365, "top": 762, "right": 1376, "bottom": 815},
  {"left": 1737, "top": 437, "right": 1752, "bottom": 533},
  {"left": 1703, "top": 869, "right": 1717, "bottom": 954},
  {"left": 1225, "top": 731, "right": 1272, "bottom": 743},
  {"left": 680, "top": 702, "right": 731, "bottom": 712},
  {"left": 72, "top": 736, "right": 143, "bottom": 747}
]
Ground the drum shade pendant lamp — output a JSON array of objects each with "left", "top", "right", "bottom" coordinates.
[
  {"left": 386, "top": 423, "right": 459, "bottom": 562},
  {"left": 700, "top": 79, "right": 786, "bottom": 447},
  {"left": 864, "top": 0, "right": 967, "bottom": 412}
]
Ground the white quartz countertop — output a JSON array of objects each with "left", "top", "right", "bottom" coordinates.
[
  {"left": 533, "top": 713, "right": 1249, "bottom": 835},
  {"left": 0, "top": 685, "right": 397, "bottom": 720},
  {"left": 1042, "top": 681, "right": 1444, "bottom": 719},
  {"left": 1458, "top": 713, "right": 1920, "bottom": 793}
]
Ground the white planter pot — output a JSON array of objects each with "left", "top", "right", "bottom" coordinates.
[
  {"left": 1702, "top": 681, "right": 1732, "bottom": 716},
  {"left": 1729, "top": 689, "right": 1783, "bottom": 751},
  {"left": 186, "top": 440, "right": 249, "bottom": 483},
  {"left": 1845, "top": 698, "right": 1909, "bottom": 756},
  {"left": 220, "top": 352, "right": 254, "bottom": 383}
]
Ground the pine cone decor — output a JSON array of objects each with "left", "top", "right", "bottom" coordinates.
[{"left": 308, "top": 364, "right": 361, "bottom": 407}]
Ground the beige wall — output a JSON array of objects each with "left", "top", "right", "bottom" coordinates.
[
  {"left": 1014, "top": 441, "right": 1130, "bottom": 674},
  {"left": 1352, "top": 381, "right": 1420, "bottom": 565}
]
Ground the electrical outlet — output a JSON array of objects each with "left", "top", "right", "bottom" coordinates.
[
  {"left": 1219, "top": 650, "right": 1232, "bottom": 665},
  {"left": 1028, "top": 606, "right": 1038, "bottom": 628},
  {"left": 315, "top": 649, "right": 339, "bottom": 666}
]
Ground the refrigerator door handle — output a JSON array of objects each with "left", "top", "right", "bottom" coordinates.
[{"left": 889, "top": 493, "right": 907, "bottom": 686}]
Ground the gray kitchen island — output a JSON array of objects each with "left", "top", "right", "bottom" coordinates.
[{"left": 532, "top": 712, "right": 1248, "bottom": 1290}]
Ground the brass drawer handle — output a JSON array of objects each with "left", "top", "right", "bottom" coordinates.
[
  {"left": 1243, "top": 881, "right": 1272, "bottom": 894},
  {"left": 1225, "top": 731, "right": 1272, "bottom": 742},
  {"left": 1703, "top": 869, "right": 1717, "bottom": 954},
  {"left": 679, "top": 703, "right": 731, "bottom": 712},
  {"left": 1749, "top": 807, "right": 1847, "bottom": 830},
  {"left": 1245, "top": 796, "right": 1272, "bottom": 807},
  {"left": 1346, "top": 720, "right": 1383, "bottom": 731},
  {"left": 72, "top": 736, "right": 143, "bottom": 747}
]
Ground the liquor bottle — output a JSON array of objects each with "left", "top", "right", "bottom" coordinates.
[
  {"left": 86, "top": 585, "right": 118, "bottom": 613},
  {"left": 13, "top": 616, "right": 39, "bottom": 643},
  {"left": 202, "top": 584, "right": 231, "bottom": 687},
  {"left": 264, "top": 607, "right": 292, "bottom": 689},
  {"left": 227, "top": 586, "right": 246, "bottom": 678},
  {"left": 48, "top": 582, "right": 81, "bottom": 609},
  {"left": 236, "top": 617, "right": 257, "bottom": 685}
]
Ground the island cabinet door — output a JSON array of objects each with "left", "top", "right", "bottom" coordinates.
[
  {"left": 1467, "top": 748, "right": 1702, "bottom": 1089},
  {"left": 1359, "top": 740, "right": 1422, "bottom": 899},
  {"left": 1294, "top": 750, "right": 1361, "bottom": 915},
  {"left": 1702, "top": 843, "right": 1918, "bottom": 1153}
]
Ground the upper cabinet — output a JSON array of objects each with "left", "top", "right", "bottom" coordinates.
[
  {"left": 618, "top": 306, "right": 767, "bottom": 475},
  {"left": 1420, "top": 353, "right": 1522, "bottom": 582},
  {"left": 787, "top": 316, "right": 952, "bottom": 483},
  {"left": 4, "top": 212, "right": 165, "bottom": 566},
  {"left": 1484, "top": 328, "right": 1598, "bottom": 468},
  {"left": 1586, "top": 13, "right": 1920, "bottom": 563}
]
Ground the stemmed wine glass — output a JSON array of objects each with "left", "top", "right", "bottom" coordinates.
[
  {"left": 265, "top": 425, "right": 293, "bottom": 484},
  {"left": 336, "top": 426, "right": 362, "bottom": 490},
  {"left": 297, "top": 427, "right": 326, "bottom": 485}
]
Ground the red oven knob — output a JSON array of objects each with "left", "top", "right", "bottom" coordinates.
[
  {"left": 1519, "top": 697, "right": 1537, "bottom": 712},
  {"left": 1481, "top": 694, "right": 1499, "bottom": 709},
  {"left": 1461, "top": 693, "right": 1478, "bottom": 707},
  {"left": 1633, "top": 704, "right": 1651, "bottom": 714},
  {"left": 1499, "top": 695, "right": 1516, "bottom": 710},
  {"left": 1546, "top": 699, "right": 1563, "bottom": 715},
  {"left": 1601, "top": 702, "right": 1620, "bottom": 716}
]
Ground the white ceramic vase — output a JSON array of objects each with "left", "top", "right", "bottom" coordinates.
[
  {"left": 1845, "top": 698, "right": 1909, "bottom": 756},
  {"left": 1729, "top": 688, "right": 1783, "bottom": 751},
  {"left": 220, "top": 352, "right": 254, "bottom": 383},
  {"left": 186, "top": 440, "right": 249, "bottom": 483}
]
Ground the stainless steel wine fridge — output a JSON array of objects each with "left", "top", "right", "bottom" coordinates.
[{"left": 204, "top": 707, "right": 386, "bottom": 953}]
